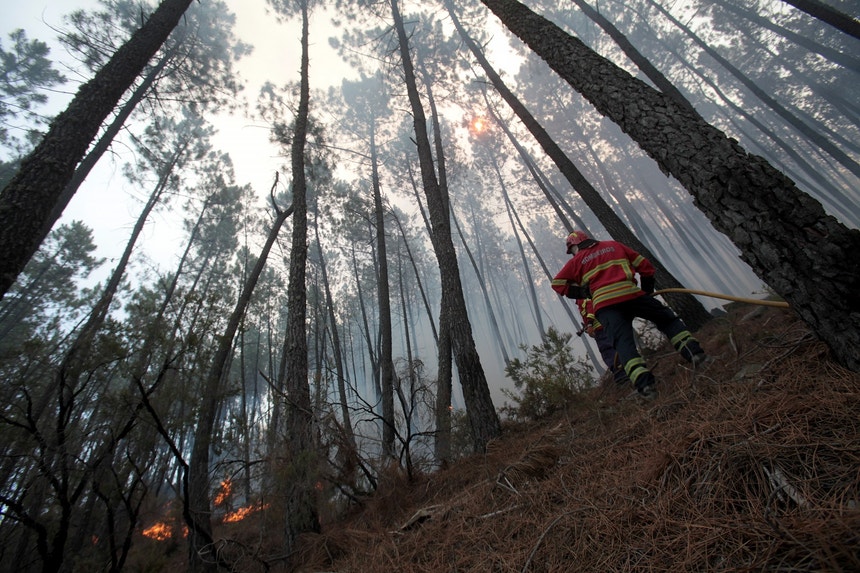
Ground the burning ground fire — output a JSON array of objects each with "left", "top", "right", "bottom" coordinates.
[
  {"left": 141, "top": 503, "right": 269, "bottom": 539},
  {"left": 142, "top": 521, "right": 174, "bottom": 541},
  {"left": 214, "top": 477, "right": 233, "bottom": 507},
  {"left": 142, "top": 479, "right": 269, "bottom": 540},
  {"left": 223, "top": 502, "right": 270, "bottom": 523}
]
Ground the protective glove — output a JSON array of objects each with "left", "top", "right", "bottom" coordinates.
[
  {"left": 640, "top": 275, "right": 656, "bottom": 294},
  {"left": 565, "top": 283, "right": 591, "bottom": 299}
]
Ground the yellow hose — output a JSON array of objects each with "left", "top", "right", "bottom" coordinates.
[{"left": 653, "top": 288, "right": 791, "bottom": 308}]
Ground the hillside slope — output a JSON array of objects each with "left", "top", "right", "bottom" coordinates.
[
  {"left": 294, "top": 303, "right": 860, "bottom": 572},
  {"left": 129, "top": 303, "right": 860, "bottom": 572}
]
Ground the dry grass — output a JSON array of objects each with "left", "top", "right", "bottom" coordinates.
[
  {"left": 291, "top": 305, "right": 860, "bottom": 572},
  {"left": 177, "top": 304, "right": 860, "bottom": 572}
]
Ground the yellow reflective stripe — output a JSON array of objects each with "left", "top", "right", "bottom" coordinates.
[
  {"left": 671, "top": 331, "right": 696, "bottom": 350},
  {"left": 551, "top": 278, "right": 568, "bottom": 287},
  {"left": 624, "top": 357, "right": 650, "bottom": 385},
  {"left": 592, "top": 283, "right": 641, "bottom": 307},
  {"left": 583, "top": 258, "right": 635, "bottom": 282}
]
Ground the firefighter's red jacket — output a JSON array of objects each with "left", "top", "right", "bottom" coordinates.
[{"left": 552, "top": 240, "right": 655, "bottom": 312}]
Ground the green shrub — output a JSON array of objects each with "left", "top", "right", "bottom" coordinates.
[{"left": 502, "top": 327, "right": 595, "bottom": 420}]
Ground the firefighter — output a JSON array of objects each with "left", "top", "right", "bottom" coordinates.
[{"left": 552, "top": 231, "right": 706, "bottom": 398}]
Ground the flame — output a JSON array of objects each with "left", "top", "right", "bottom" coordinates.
[
  {"left": 142, "top": 521, "right": 174, "bottom": 541},
  {"left": 214, "top": 478, "right": 233, "bottom": 507},
  {"left": 223, "top": 502, "right": 270, "bottom": 524}
]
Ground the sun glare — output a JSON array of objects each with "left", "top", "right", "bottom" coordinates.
[{"left": 470, "top": 116, "right": 488, "bottom": 135}]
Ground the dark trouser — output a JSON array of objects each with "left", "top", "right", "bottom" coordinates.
[
  {"left": 594, "top": 328, "right": 628, "bottom": 384},
  {"left": 595, "top": 295, "right": 703, "bottom": 390}
]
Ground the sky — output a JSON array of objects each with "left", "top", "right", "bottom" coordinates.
[{"left": 1, "top": 0, "right": 529, "bottom": 271}]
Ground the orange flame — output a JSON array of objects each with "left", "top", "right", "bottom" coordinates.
[
  {"left": 214, "top": 478, "right": 233, "bottom": 507},
  {"left": 223, "top": 502, "right": 270, "bottom": 523},
  {"left": 142, "top": 521, "right": 173, "bottom": 541}
]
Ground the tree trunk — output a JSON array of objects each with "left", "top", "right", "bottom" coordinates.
[
  {"left": 714, "top": 0, "right": 860, "bottom": 71},
  {"left": 313, "top": 205, "right": 357, "bottom": 474},
  {"left": 451, "top": 209, "right": 511, "bottom": 366},
  {"left": 0, "top": 0, "right": 195, "bottom": 300},
  {"left": 405, "top": 168, "right": 453, "bottom": 464},
  {"left": 279, "top": 0, "right": 320, "bottom": 558},
  {"left": 479, "top": 0, "right": 860, "bottom": 372},
  {"left": 391, "top": 0, "right": 501, "bottom": 451},
  {"left": 42, "top": 49, "right": 176, "bottom": 241},
  {"left": 369, "top": 127, "right": 396, "bottom": 459},
  {"left": 494, "top": 151, "right": 545, "bottom": 336},
  {"left": 780, "top": 0, "right": 860, "bottom": 40},
  {"left": 434, "top": 300, "right": 454, "bottom": 463},
  {"left": 643, "top": 0, "right": 860, "bottom": 177},
  {"left": 390, "top": 209, "right": 438, "bottom": 344},
  {"left": 570, "top": 0, "right": 700, "bottom": 115}
]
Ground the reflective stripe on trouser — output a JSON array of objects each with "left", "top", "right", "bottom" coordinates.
[
  {"left": 596, "top": 295, "right": 697, "bottom": 389},
  {"left": 624, "top": 356, "right": 653, "bottom": 388},
  {"left": 595, "top": 303, "right": 654, "bottom": 391},
  {"left": 670, "top": 331, "right": 703, "bottom": 361}
]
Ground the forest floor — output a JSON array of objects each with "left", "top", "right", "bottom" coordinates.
[{"left": 133, "top": 302, "right": 860, "bottom": 572}]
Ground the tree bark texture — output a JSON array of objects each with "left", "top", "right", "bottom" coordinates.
[
  {"left": 0, "top": 0, "right": 195, "bottom": 300},
  {"left": 780, "top": 0, "right": 860, "bottom": 40},
  {"left": 643, "top": 0, "right": 860, "bottom": 178},
  {"left": 570, "top": 0, "right": 699, "bottom": 116},
  {"left": 479, "top": 0, "right": 860, "bottom": 372},
  {"left": 391, "top": 0, "right": 501, "bottom": 451},
  {"left": 370, "top": 128, "right": 396, "bottom": 459},
  {"left": 280, "top": 0, "right": 321, "bottom": 558}
]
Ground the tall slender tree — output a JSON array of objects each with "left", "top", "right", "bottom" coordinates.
[
  {"left": 780, "top": 0, "right": 860, "bottom": 40},
  {"left": 341, "top": 75, "right": 396, "bottom": 457},
  {"left": 570, "top": 0, "right": 700, "bottom": 115},
  {"left": 266, "top": 0, "right": 321, "bottom": 557},
  {"left": 312, "top": 198, "right": 358, "bottom": 473},
  {"left": 187, "top": 176, "right": 294, "bottom": 572},
  {"left": 708, "top": 0, "right": 860, "bottom": 71},
  {"left": 44, "top": 0, "right": 249, "bottom": 238},
  {"left": 644, "top": 0, "right": 860, "bottom": 177},
  {"left": 390, "top": 0, "right": 501, "bottom": 451},
  {"left": 0, "top": 0, "right": 195, "bottom": 300}
]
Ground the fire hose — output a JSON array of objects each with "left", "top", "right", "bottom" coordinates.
[
  {"left": 575, "top": 288, "right": 789, "bottom": 336},
  {"left": 653, "top": 288, "right": 790, "bottom": 308}
]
